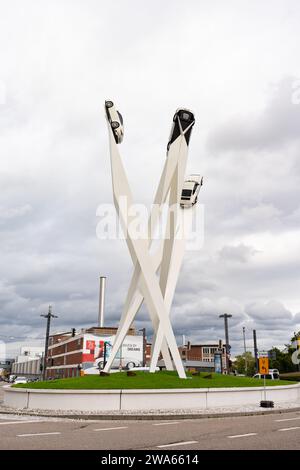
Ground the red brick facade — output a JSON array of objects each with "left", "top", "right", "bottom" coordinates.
[{"left": 46, "top": 327, "right": 137, "bottom": 379}]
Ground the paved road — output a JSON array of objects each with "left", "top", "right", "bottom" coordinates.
[{"left": 0, "top": 410, "right": 300, "bottom": 450}]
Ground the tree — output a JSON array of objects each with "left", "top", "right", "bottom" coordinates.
[
  {"left": 268, "top": 347, "right": 296, "bottom": 373},
  {"left": 268, "top": 330, "right": 300, "bottom": 373},
  {"left": 233, "top": 351, "right": 256, "bottom": 376}
]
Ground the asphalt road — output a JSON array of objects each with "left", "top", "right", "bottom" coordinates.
[{"left": 0, "top": 410, "right": 300, "bottom": 450}]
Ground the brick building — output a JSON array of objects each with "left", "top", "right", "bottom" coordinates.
[
  {"left": 178, "top": 342, "right": 227, "bottom": 371},
  {"left": 46, "top": 326, "right": 143, "bottom": 378}
]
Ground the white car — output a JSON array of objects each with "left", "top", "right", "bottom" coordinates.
[
  {"left": 14, "top": 376, "right": 28, "bottom": 384},
  {"left": 105, "top": 100, "right": 124, "bottom": 144},
  {"left": 95, "top": 357, "right": 141, "bottom": 370},
  {"left": 180, "top": 174, "right": 203, "bottom": 208},
  {"left": 253, "top": 370, "right": 280, "bottom": 380}
]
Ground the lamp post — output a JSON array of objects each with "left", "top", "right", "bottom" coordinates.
[
  {"left": 139, "top": 328, "right": 146, "bottom": 367},
  {"left": 243, "top": 326, "right": 248, "bottom": 375},
  {"left": 219, "top": 314, "right": 232, "bottom": 374},
  {"left": 40, "top": 306, "right": 58, "bottom": 380},
  {"left": 253, "top": 329, "right": 259, "bottom": 372}
]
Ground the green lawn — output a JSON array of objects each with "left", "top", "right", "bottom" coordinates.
[{"left": 13, "top": 371, "right": 296, "bottom": 390}]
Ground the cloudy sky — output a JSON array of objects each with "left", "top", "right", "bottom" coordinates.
[{"left": 1, "top": 0, "right": 300, "bottom": 358}]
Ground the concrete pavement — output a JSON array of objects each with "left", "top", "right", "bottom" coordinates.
[{"left": 0, "top": 410, "right": 300, "bottom": 450}]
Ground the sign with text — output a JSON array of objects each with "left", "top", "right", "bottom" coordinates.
[
  {"left": 83, "top": 334, "right": 143, "bottom": 372},
  {"left": 258, "top": 351, "right": 268, "bottom": 358},
  {"left": 259, "top": 357, "right": 269, "bottom": 375}
]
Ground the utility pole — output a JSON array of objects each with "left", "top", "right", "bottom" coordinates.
[
  {"left": 139, "top": 328, "right": 146, "bottom": 367},
  {"left": 98, "top": 276, "right": 106, "bottom": 327},
  {"left": 243, "top": 326, "right": 247, "bottom": 375},
  {"left": 41, "top": 306, "right": 58, "bottom": 380},
  {"left": 219, "top": 314, "right": 232, "bottom": 374},
  {"left": 253, "top": 329, "right": 258, "bottom": 373}
]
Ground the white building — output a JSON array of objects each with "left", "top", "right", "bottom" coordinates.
[{"left": 11, "top": 346, "right": 44, "bottom": 377}]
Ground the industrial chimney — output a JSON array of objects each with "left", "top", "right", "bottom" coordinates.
[{"left": 98, "top": 276, "right": 106, "bottom": 327}]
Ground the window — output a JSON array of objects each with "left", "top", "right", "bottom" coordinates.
[
  {"left": 182, "top": 189, "right": 192, "bottom": 197},
  {"left": 180, "top": 111, "right": 192, "bottom": 122}
]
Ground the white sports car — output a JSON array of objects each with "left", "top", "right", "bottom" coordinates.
[
  {"left": 95, "top": 357, "right": 141, "bottom": 370},
  {"left": 105, "top": 100, "right": 124, "bottom": 144},
  {"left": 180, "top": 174, "right": 203, "bottom": 208}
]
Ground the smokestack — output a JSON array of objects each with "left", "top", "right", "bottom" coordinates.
[{"left": 98, "top": 276, "right": 106, "bottom": 327}]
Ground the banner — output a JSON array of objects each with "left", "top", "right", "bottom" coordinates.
[{"left": 83, "top": 334, "right": 143, "bottom": 372}]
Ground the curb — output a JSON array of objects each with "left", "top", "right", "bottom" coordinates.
[{"left": 1, "top": 406, "right": 300, "bottom": 421}]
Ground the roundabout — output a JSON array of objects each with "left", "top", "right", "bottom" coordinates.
[{"left": 4, "top": 372, "right": 300, "bottom": 413}]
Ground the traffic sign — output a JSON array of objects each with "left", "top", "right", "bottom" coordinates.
[
  {"left": 259, "top": 357, "right": 269, "bottom": 375},
  {"left": 258, "top": 351, "right": 268, "bottom": 358}
]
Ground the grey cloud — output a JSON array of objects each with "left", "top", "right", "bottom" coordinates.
[
  {"left": 218, "top": 243, "right": 259, "bottom": 263},
  {"left": 1, "top": 1, "right": 300, "bottom": 357},
  {"left": 208, "top": 77, "right": 300, "bottom": 153}
]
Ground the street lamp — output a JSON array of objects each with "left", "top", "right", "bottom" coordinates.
[
  {"left": 219, "top": 314, "right": 232, "bottom": 374},
  {"left": 139, "top": 328, "right": 146, "bottom": 367},
  {"left": 243, "top": 326, "right": 248, "bottom": 375}
]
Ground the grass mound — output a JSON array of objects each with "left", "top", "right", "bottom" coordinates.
[{"left": 13, "top": 371, "right": 296, "bottom": 390}]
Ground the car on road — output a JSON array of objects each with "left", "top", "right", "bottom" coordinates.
[
  {"left": 180, "top": 174, "right": 203, "bottom": 208},
  {"left": 105, "top": 100, "right": 124, "bottom": 144},
  {"left": 13, "top": 376, "right": 28, "bottom": 384}
]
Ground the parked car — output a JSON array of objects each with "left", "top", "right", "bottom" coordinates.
[
  {"left": 14, "top": 376, "right": 28, "bottom": 384},
  {"left": 105, "top": 100, "right": 124, "bottom": 144},
  {"left": 253, "top": 369, "right": 280, "bottom": 380},
  {"left": 180, "top": 174, "right": 203, "bottom": 208},
  {"left": 167, "top": 108, "right": 195, "bottom": 151}
]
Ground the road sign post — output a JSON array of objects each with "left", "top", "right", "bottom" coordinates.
[
  {"left": 259, "top": 356, "right": 269, "bottom": 401},
  {"left": 258, "top": 351, "right": 274, "bottom": 408}
]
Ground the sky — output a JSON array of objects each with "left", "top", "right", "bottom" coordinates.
[{"left": 1, "top": 0, "right": 300, "bottom": 358}]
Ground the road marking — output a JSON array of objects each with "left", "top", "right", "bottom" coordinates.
[
  {"left": 17, "top": 432, "right": 61, "bottom": 437},
  {"left": 227, "top": 433, "right": 257, "bottom": 439},
  {"left": 0, "top": 421, "right": 45, "bottom": 426},
  {"left": 275, "top": 417, "right": 300, "bottom": 422},
  {"left": 153, "top": 422, "right": 180, "bottom": 426},
  {"left": 93, "top": 426, "right": 128, "bottom": 432},
  {"left": 278, "top": 426, "right": 300, "bottom": 432},
  {"left": 157, "top": 441, "right": 198, "bottom": 448}
]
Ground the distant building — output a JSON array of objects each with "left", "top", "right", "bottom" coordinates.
[
  {"left": 150, "top": 341, "right": 228, "bottom": 372},
  {"left": 0, "top": 358, "right": 15, "bottom": 376},
  {"left": 145, "top": 343, "right": 152, "bottom": 365},
  {"left": 11, "top": 346, "right": 43, "bottom": 377},
  {"left": 178, "top": 342, "right": 227, "bottom": 372},
  {"left": 15, "top": 346, "right": 44, "bottom": 363},
  {"left": 46, "top": 326, "right": 144, "bottom": 379}
]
